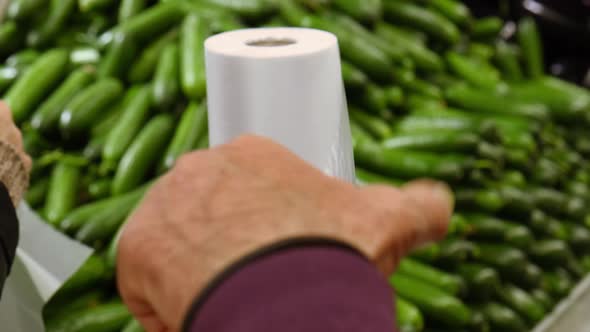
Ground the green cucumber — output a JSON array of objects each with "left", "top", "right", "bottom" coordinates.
[
  {"left": 121, "top": 318, "right": 145, "bottom": 332},
  {"left": 84, "top": 135, "right": 106, "bottom": 164},
  {"left": 158, "top": 102, "right": 208, "bottom": 173},
  {"left": 383, "top": 131, "right": 480, "bottom": 153},
  {"left": 410, "top": 243, "right": 441, "bottom": 263},
  {"left": 5, "top": 49, "right": 39, "bottom": 68},
  {"left": 195, "top": 134, "right": 209, "bottom": 150},
  {"left": 504, "top": 77, "right": 590, "bottom": 122},
  {"left": 6, "top": 0, "right": 48, "bottom": 20},
  {"left": 454, "top": 188, "right": 504, "bottom": 212},
  {"left": 495, "top": 41, "right": 523, "bottom": 81},
  {"left": 358, "top": 84, "right": 389, "bottom": 117},
  {"left": 349, "top": 108, "right": 393, "bottom": 140},
  {"left": 180, "top": 13, "right": 208, "bottom": 100},
  {"left": 4, "top": 49, "right": 70, "bottom": 123},
  {"left": 332, "top": 0, "right": 382, "bottom": 23},
  {"left": 479, "top": 302, "right": 527, "bottom": 332},
  {"left": 202, "top": 0, "right": 274, "bottom": 19},
  {"left": 397, "top": 258, "right": 466, "bottom": 296},
  {"left": 44, "top": 160, "right": 81, "bottom": 226},
  {"left": 463, "top": 213, "right": 532, "bottom": 249},
  {"left": 396, "top": 296, "right": 424, "bottom": 332},
  {"left": 279, "top": 1, "right": 392, "bottom": 82},
  {"left": 467, "top": 310, "right": 490, "bottom": 332},
  {"left": 102, "top": 85, "right": 152, "bottom": 168},
  {"left": 44, "top": 290, "right": 105, "bottom": 322},
  {"left": 98, "top": 33, "right": 137, "bottom": 79},
  {"left": 383, "top": 1, "right": 460, "bottom": 44},
  {"left": 60, "top": 183, "right": 149, "bottom": 234},
  {"left": 128, "top": 28, "right": 179, "bottom": 83},
  {"left": 385, "top": 86, "right": 404, "bottom": 107},
  {"left": 355, "top": 168, "right": 403, "bottom": 187},
  {"left": 46, "top": 300, "right": 131, "bottom": 332},
  {"left": 438, "top": 239, "right": 478, "bottom": 266},
  {"left": 428, "top": 0, "right": 471, "bottom": 26},
  {"left": 354, "top": 139, "right": 470, "bottom": 181},
  {"left": 495, "top": 283, "right": 545, "bottom": 323},
  {"left": 341, "top": 61, "right": 368, "bottom": 91},
  {"left": 542, "top": 269, "right": 573, "bottom": 299},
  {"left": 528, "top": 239, "right": 573, "bottom": 267},
  {"left": 99, "top": 2, "right": 185, "bottom": 46},
  {"left": 324, "top": 12, "right": 406, "bottom": 65},
  {"left": 390, "top": 273, "right": 471, "bottom": 327},
  {"left": 70, "top": 47, "right": 101, "bottom": 67},
  {"left": 0, "top": 66, "right": 19, "bottom": 95},
  {"left": 112, "top": 114, "right": 175, "bottom": 195},
  {"left": 445, "top": 52, "right": 500, "bottom": 89},
  {"left": 26, "top": 0, "right": 76, "bottom": 47},
  {"left": 446, "top": 85, "right": 549, "bottom": 120},
  {"left": 448, "top": 214, "right": 473, "bottom": 237},
  {"left": 530, "top": 288, "right": 554, "bottom": 311},
  {"left": 456, "top": 263, "right": 500, "bottom": 301},
  {"left": 91, "top": 101, "right": 124, "bottom": 138},
  {"left": 25, "top": 177, "right": 50, "bottom": 209},
  {"left": 471, "top": 17, "right": 503, "bottom": 39},
  {"left": 0, "top": 21, "right": 24, "bottom": 57},
  {"left": 517, "top": 17, "right": 544, "bottom": 78},
  {"left": 85, "top": 134, "right": 107, "bottom": 160},
  {"left": 152, "top": 43, "right": 180, "bottom": 109},
  {"left": 393, "top": 114, "right": 497, "bottom": 140},
  {"left": 530, "top": 187, "right": 586, "bottom": 220},
  {"left": 59, "top": 78, "right": 123, "bottom": 139},
  {"left": 78, "top": 0, "right": 116, "bottom": 13},
  {"left": 76, "top": 183, "right": 149, "bottom": 245},
  {"left": 88, "top": 179, "right": 112, "bottom": 200},
  {"left": 475, "top": 243, "right": 527, "bottom": 281},
  {"left": 529, "top": 210, "right": 568, "bottom": 240},
  {"left": 51, "top": 254, "right": 110, "bottom": 302},
  {"left": 31, "top": 67, "right": 95, "bottom": 136},
  {"left": 467, "top": 43, "right": 495, "bottom": 62},
  {"left": 564, "top": 222, "right": 590, "bottom": 253},
  {"left": 119, "top": 0, "right": 146, "bottom": 22}
]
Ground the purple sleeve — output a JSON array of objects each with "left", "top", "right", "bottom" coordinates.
[{"left": 184, "top": 245, "right": 397, "bottom": 332}]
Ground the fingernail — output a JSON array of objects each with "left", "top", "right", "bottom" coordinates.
[{"left": 432, "top": 182, "right": 454, "bottom": 211}]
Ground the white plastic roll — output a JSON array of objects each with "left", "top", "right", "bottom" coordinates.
[{"left": 205, "top": 27, "right": 355, "bottom": 182}]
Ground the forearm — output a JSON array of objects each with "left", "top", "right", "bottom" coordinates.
[
  {"left": 0, "top": 182, "right": 18, "bottom": 297},
  {"left": 184, "top": 245, "right": 396, "bottom": 332}
]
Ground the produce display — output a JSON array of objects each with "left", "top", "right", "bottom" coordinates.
[{"left": 1, "top": 0, "right": 590, "bottom": 331}]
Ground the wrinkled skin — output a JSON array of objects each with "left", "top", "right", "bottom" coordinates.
[
  {"left": 117, "top": 135, "right": 454, "bottom": 332},
  {"left": 0, "top": 101, "right": 31, "bottom": 172}
]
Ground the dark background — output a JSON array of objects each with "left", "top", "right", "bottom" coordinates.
[{"left": 463, "top": 0, "right": 590, "bottom": 87}]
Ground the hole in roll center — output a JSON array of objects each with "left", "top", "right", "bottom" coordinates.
[{"left": 246, "top": 37, "right": 296, "bottom": 47}]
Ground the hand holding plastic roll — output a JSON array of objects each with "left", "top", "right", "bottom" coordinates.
[{"left": 205, "top": 27, "right": 355, "bottom": 182}]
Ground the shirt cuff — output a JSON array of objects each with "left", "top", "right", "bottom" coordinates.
[
  {"left": 0, "top": 182, "right": 19, "bottom": 296},
  {"left": 183, "top": 245, "right": 396, "bottom": 332}
]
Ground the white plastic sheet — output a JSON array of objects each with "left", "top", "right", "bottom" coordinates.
[
  {"left": 205, "top": 27, "right": 355, "bottom": 181},
  {"left": 0, "top": 203, "right": 92, "bottom": 331}
]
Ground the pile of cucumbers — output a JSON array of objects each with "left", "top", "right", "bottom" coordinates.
[{"left": 2, "top": 0, "right": 590, "bottom": 331}]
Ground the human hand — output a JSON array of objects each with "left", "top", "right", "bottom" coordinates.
[
  {"left": 117, "top": 135, "right": 453, "bottom": 332},
  {"left": 0, "top": 102, "right": 31, "bottom": 171},
  {"left": 0, "top": 101, "right": 31, "bottom": 204}
]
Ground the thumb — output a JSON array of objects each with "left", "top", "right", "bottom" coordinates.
[
  {"left": 359, "top": 179, "right": 454, "bottom": 274},
  {"left": 400, "top": 179, "right": 454, "bottom": 242}
]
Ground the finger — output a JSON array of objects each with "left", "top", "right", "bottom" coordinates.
[
  {"left": 127, "top": 300, "right": 169, "bottom": 332},
  {"left": 4, "top": 127, "right": 23, "bottom": 150},
  {"left": 400, "top": 179, "right": 454, "bottom": 240},
  {"left": 21, "top": 154, "right": 32, "bottom": 172},
  {"left": 0, "top": 101, "right": 13, "bottom": 122},
  {"left": 358, "top": 180, "right": 453, "bottom": 274}
]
